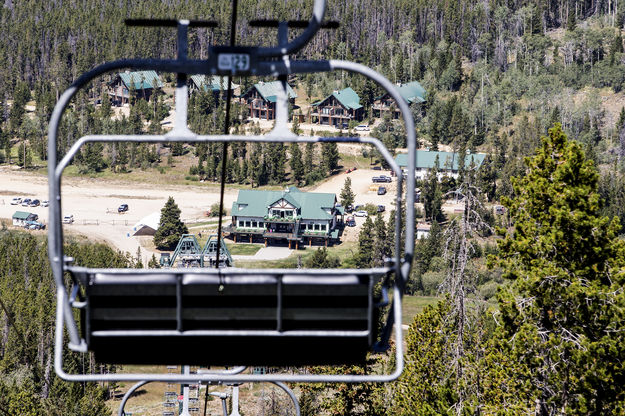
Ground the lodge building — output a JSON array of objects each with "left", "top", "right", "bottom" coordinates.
[{"left": 224, "top": 187, "right": 343, "bottom": 249}]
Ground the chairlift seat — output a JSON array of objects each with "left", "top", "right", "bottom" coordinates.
[{"left": 71, "top": 266, "right": 387, "bottom": 366}]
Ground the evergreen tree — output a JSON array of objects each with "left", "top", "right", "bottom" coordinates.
[
  {"left": 371, "top": 213, "right": 388, "bottom": 267},
  {"left": 339, "top": 177, "right": 355, "bottom": 208},
  {"left": 322, "top": 142, "right": 340, "bottom": 175},
  {"left": 305, "top": 247, "right": 340, "bottom": 268},
  {"left": 153, "top": 197, "right": 188, "bottom": 250},
  {"left": 422, "top": 156, "right": 444, "bottom": 222},
  {"left": 289, "top": 143, "right": 304, "bottom": 185},
  {"left": 493, "top": 124, "right": 625, "bottom": 415},
  {"left": 304, "top": 142, "right": 315, "bottom": 174},
  {"left": 291, "top": 111, "right": 301, "bottom": 135},
  {"left": 17, "top": 141, "right": 32, "bottom": 168},
  {"left": 355, "top": 216, "right": 375, "bottom": 267}
]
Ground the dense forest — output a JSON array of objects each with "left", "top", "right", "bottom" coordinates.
[
  {"left": 0, "top": 224, "right": 137, "bottom": 415},
  {"left": 1, "top": 0, "right": 625, "bottom": 414},
  {"left": 1, "top": 0, "right": 624, "bottom": 221}
]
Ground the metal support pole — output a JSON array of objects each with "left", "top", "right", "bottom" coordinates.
[
  {"left": 180, "top": 365, "right": 190, "bottom": 416},
  {"left": 230, "top": 385, "right": 241, "bottom": 416}
]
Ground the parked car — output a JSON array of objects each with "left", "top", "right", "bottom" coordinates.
[
  {"left": 377, "top": 205, "right": 385, "bottom": 213},
  {"left": 118, "top": 203, "right": 129, "bottom": 213},
  {"left": 346, "top": 216, "right": 356, "bottom": 227},
  {"left": 10, "top": 197, "right": 22, "bottom": 205},
  {"left": 354, "top": 125, "right": 370, "bottom": 132},
  {"left": 345, "top": 204, "right": 354, "bottom": 213},
  {"left": 41, "top": 200, "right": 49, "bottom": 207},
  {"left": 29, "top": 199, "right": 40, "bottom": 207},
  {"left": 372, "top": 175, "right": 392, "bottom": 183},
  {"left": 354, "top": 210, "right": 368, "bottom": 217},
  {"left": 25, "top": 221, "right": 45, "bottom": 230},
  {"left": 21, "top": 198, "right": 32, "bottom": 207},
  {"left": 63, "top": 215, "right": 74, "bottom": 224},
  {"left": 354, "top": 204, "right": 364, "bottom": 211},
  {"left": 372, "top": 166, "right": 382, "bottom": 171},
  {"left": 377, "top": 186, "right": 387, "bottom": 195}
]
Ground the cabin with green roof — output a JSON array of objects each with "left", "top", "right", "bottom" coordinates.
[
  {"left": 373, "top": 81, "right": 426, "bottom": 119},
  {"left": 224, "top": 187, "right": 342, "bottom": 249},
  {"left": 240, "top": 81, "right": 297, "bottom": 120},
  {"left": 189, "top": 75, "right": 240, "bottom": 98},
  {"left": 395, "top": 150, "right": 486, "bottom": 180},
  {"left": 309, "top": 87, "right": 363, "bottom": 127},
  {"left": 108, "top": 70, "right": 163, "bottom": 105}
]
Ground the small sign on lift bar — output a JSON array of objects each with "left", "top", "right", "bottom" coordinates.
[{"left": 218, "top": 53, "right": 250, "bottom": 71}]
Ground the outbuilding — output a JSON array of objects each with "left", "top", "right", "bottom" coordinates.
[
  {"left": 12, "top": 211, "right": 38, "bottom": 227},
  {"left": 130, "top": 212, "right": 161, "bottom": 236}
]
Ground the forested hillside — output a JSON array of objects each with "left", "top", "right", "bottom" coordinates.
[
  {"left": 1, "top": 0, "right": 624, "bottom": 223},
  {"left": 0, "top": 224, "right": 135, "bottom": 414}
]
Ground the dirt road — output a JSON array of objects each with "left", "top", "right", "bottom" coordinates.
[{"left": 0, "top": 166, "right": 237, "bottom": 263}]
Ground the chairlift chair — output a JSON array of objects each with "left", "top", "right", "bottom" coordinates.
[{"left": 48, "top": 0, "right": 417, "bottom": 384}]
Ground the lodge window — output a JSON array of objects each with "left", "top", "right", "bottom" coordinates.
[
  {"left": 238, "top": 220, "right": 244, "bottom": 227},
  {"left": 245, "top": 221, "right": 251, "bottom": 227},
  {"left": 314, "top": 224, "right": 320, "bottom": 231},
  {"left": 252, "top": 221, "right": 257, "bottom": 227},
  {"left": 259, "top": 221, "right": 264, "bottom": 228}
]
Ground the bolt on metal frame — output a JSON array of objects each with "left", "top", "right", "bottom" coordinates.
[{"left": 48, "top": 0, "right": 417, "bottom": 384}]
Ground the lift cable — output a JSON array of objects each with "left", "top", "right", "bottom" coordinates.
[{"left": 215, "top": 0, "right": 240, "bottom": 274}]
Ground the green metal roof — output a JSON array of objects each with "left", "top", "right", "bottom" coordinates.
[
  {"left": 12, "top": 211, "right": 32, "bottom": 220},
  {"left": 245, "top": 81, "right": 297, "bottom": 102},
  {"left": 190, "top": 75, "right": 239, "bottom": 92},
  {"left": 395, "top": 150, "right": 486, "bottom": 171},
  {"left": 118, "top": 71, "right": 163, "bottom": 90},
  {"left": 376, "top": 80, "right": 427, "bottom": 104},
  {"left": 313, "top": 87, "right": 362, "bottom": 110},
  {"left": 398, "top": 81, "right": 427, "bottom": 104},
  {"left": 232, "top": 187, "right": 336, "bottom": 220}
]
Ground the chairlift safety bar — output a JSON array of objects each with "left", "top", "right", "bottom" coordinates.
[{"left": 48, "top": 0, "right": 417, "bottom": 384}]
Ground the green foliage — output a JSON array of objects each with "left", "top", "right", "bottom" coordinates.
[
  {"left": 422, "top": 156, "right": 444, "bottom": 222},
  {"left": 304, "top": 247, "right": 340, "bottom": 268},
  {"left": 340, "top": 176, "right": 355, "bottom": 208},
  {"left": 289, "top": 142, "right": 305, "bottom": 184},
  {"left": 0, "top": 229, "right": 128, "bottom": 415},
  {"left": 322, "top": 142, "right": 340, "bottom": 175},
  {"left": 154, "top": 196, "right": 188, "bottom": 250},
  {"left": 393, "top": 299, "right": 457, "bottom": 415},
  {"left": 493, "top": 124, "right": 625, "bottom": 414},
  {"left": 354, "top": 216, "right": 375, "bottom": 267}
]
